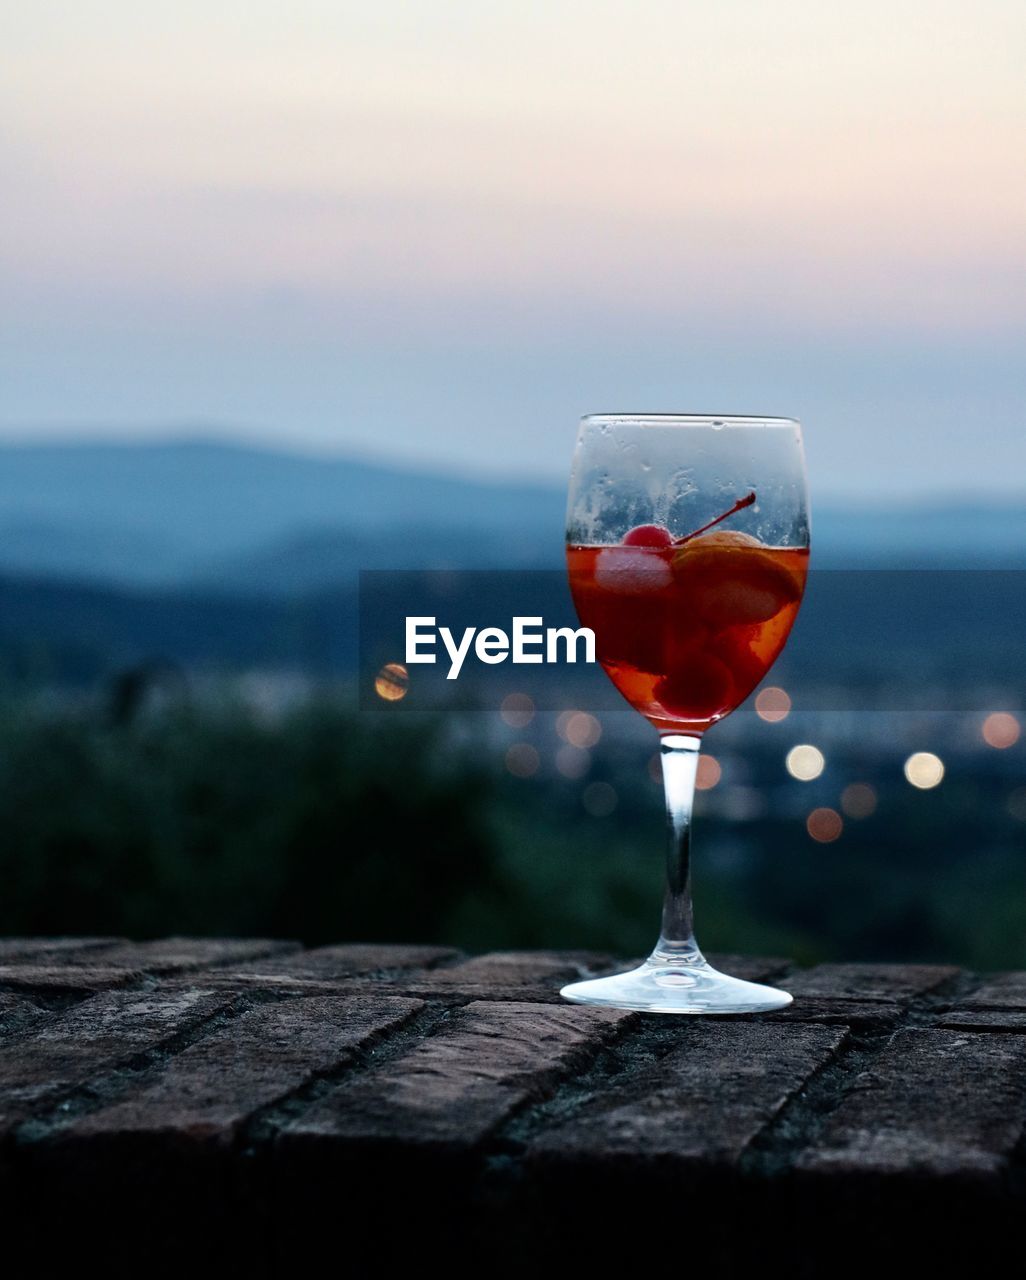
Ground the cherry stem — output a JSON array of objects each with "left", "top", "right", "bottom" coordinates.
[{"left": 673, "top": 491, "right": 756, "bottom": 546}]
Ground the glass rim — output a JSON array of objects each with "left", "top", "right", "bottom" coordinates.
[{"left": 580, "top": 413, "right": 800, "bottom": 428}]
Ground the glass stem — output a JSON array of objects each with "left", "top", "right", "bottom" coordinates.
[{"left": 651, "top": 732, "right": 705, "bottom": 966}]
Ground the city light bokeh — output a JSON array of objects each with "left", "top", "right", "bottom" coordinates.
[
  {"left": 904, "top": 751, "right": 945, "bottom": 790},
  {"left": 786, "top": 744, "right": 826, "bottom": 782}
]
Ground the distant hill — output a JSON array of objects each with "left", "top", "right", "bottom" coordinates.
[
  {"left": 1, "top": 437, "right": 1025, "bottom": 594},
  {"left": 0, "top": 518, "right": 187, "bottom": 584},
  {"left": 199, "top": 524, "right": 559, "bottom": 595},
  {"left": 0, "top": 439, "right": 565, "bottom": 588}
]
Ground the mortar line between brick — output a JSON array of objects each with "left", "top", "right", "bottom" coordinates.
[
  {"left": 487, "top": 979, "right": 971, "bottom": 1181},
  {"left": 737, "top": 1027, "right": 876, "bottom": 1178},
  {"left": 480, "top": 1010, "right": 661, "bottom": 1162},
  {"left": 499, "top": 984, "right": 907, "bottom": 1164},
  {"left": 741, "top": 977, "right": 973, "bottom": 1176},
  {"left": 134, "top": 940, "right": 304, "bottom": 977},
  {"left": 247, "top": 998, "right": 456, "bottom": 1147},
  {"left": 468, "top": 1007, "right": 648, "bottom": 1168},
  {"left": 256, "top": 997, "right": 644, "bottom": 1165},
  {"left": 918, "top": 967, "right": 986, "bottom": 1022},
  {"left": 10, "top": 990, "right": 264, "bottom": 1144}
]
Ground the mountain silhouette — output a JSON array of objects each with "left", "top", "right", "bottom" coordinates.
[{"left": 1, "top": 438, "right": 1025, "bottom": 593}]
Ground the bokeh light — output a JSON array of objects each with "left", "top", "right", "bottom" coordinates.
[
  {"left": 755, "top": 687, "right": 792, "bottom": 723},
  {"left": 695, "top": 755, "right": 722, "bottom": 791},
  {"left": 555, "top": 744, "right": 591, "bottom": 779},
  {"left": 840, "top": 782, "right": 877, "bottom": 819},
  {"left": 374, "top": 662, "right": 408, "bottom": 701},
  {"left": 786, "top": 744, "right": 825, "bottom": 781},
  {"left": 981, "top": 712, "right": 1020, "bottom": 749},
  {"left": 807, "top": 807, "right": 843, "bottom": 843},
  {"left": 558, "top": 711, "right": 602, "bottom": 749},
  {"left": 904, "top": 752, "right": 944, "bottom": 789},
  {"left": 582, "top": 781, "right": 617, "bottom": 817},
  {"left": 505, "top": 743, "right": 540, "bottom": 778},
  {"left": 500, "top": 692, "right": 535, "bottom": 728}
]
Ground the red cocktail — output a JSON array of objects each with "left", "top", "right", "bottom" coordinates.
[
  {"left": 560, "top": 413, "right": 810, "bottom": 1014},
  {"left": 568, "top": 526, "right": 807, "bottom": 731}
]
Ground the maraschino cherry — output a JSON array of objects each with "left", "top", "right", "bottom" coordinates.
[
  {"left": 621, "top": 492, "right": 755, "bottom": 548},
  {"left": 622, "top": 523, "right": 673, "bottom": 547}
]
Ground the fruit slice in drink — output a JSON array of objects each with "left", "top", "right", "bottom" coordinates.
[{"left": 567, "top": 519, "right": 807, "bottom": 733}]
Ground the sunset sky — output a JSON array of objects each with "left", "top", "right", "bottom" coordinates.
[{"left": 2, "top": 1, "right": 1024, "bottom": 496}]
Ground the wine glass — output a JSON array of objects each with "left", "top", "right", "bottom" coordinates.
[{"left": 562, "top": 414, "right": 809, "bottom": 1013}]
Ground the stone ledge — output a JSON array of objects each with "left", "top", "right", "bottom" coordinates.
[{"left": 0, "top": 938, "right": 1023, "bottom": 1278}]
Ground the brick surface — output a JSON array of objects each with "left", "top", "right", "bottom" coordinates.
[
  {"left": 0, "top": 938, "right": 123, "bottom": 961},
  {"left": 797, "top": 1028, "right": 1026, "bottom": 1180},
  {"left": 786, "top": 962, "right": 960, "bottom": 1001},
  {"left": 767, "top": 996, "right": 902, "bottom": 1030},
  {"left": 1, "top": 939, "right": 1025, "bottom": 1277},
  {"left": 284, "top": 999, "right": 633, "bottom": 1150},
  {"left": 529, "top": 1022, "right": 846, "bottom": 1167},
  {"left": 52, "top": 993, "right": 423, "bottom": 1145},
  {"left": 81, "top": 936, "right": 300, "bottom": 974},
  {"left": 953, "top": 971, "right": 1026, "bottom": 1010},
  {"left": 0, "top": 993, "right": 44, "bottom": 1034},
  {"left": 0, "top": 964, "right": 145, "bottom": 995},
  {"left": 705, "top": 953, "right": 791, "bottom": 982},
  {"left": 937, "top": 1010, "right": 1026, "bottom": 1032},
  {"left": 773, "top": 963, "right": 960, "bottom": 1028},
  {"left": 0, "top": 987, "right": 232, "bottom": 1134},
  {"left": 231, "top": 942, "right": 458, "bottom": 982},
  {"left": 397, "top": 949, "right": 617, "bottom": 1001}
]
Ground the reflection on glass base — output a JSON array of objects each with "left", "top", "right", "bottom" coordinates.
[{"left": 560, "top": 957, "right": 793, "bottom": 1015}]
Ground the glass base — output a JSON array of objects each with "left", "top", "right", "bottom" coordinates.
[{"left": 560, "top": 956, "right": 793, "bottom": 1014}]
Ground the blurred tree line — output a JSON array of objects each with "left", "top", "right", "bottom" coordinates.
[
  {"left": 0, "top": 693, "right": 500, "bottom": 943},
  {"left": 0, "top": 685, "right": 1024, "bottom": 970}
]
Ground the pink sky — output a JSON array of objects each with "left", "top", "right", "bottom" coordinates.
[{"left": 2, "top": 1, "right": 1024, "bottom": 493}]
